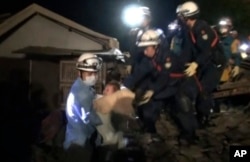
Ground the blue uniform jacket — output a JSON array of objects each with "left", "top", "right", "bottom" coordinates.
[
  {"left": 123, "top": 56, "right": 157, "bottom": 91},
  {"left": 221, "top": 35, "right": 241, "bottom": 65},
  {"left": 63, "top": 77, "right": 102, "bottom": 149}
]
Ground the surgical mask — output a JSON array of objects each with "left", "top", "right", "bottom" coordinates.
[
  {"left": 220, "top": 28, "right": 228, "bottom": 34},
  {"left": 83, "top": 75, "right": 98, "bottom": 86}
]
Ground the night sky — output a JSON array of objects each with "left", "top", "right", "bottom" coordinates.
[{"left": 0, "top": 0, "right": 181, "bottom": 51}]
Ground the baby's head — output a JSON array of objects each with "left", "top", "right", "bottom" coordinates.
[{"left": 103, "top": 80, "right": 120, "bottom": 96}]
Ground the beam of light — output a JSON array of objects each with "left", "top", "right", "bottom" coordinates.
[
  {"left": 122, "top": 5, "right": 144, "bottom": 27},
  {"left": 239, "top": 43, "right": 249, "bottom": 51},
  {"left": 219, "top": 20, "right": 227, "bottom": 26},
  {"left": 239, "top": 44, "right": 249, "bottom": 59},
  {"left": 66, "top": 93, "right": 76, "bottom": 119},
  {"left": 241, "top": 52, "right": 248, "bottom": 59},
  {"left": 168, "top": 23, "right": 178, "bottom": 30}
]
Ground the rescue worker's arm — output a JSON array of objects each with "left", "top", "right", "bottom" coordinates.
[
  {"left": 230, "top": 39, "right": 241, "bottom": 77},
  {"left": 123, "top": 58, "right": 154, "bottom": 90},
  {"left": 231, "top": 39, "right": 241, "bottom": 66},
  {"left": 149, "top": 70, "right": 170, "bottom": 94},
  {"left": 185, "top": 21, "right": 217, "bottom": 76}
]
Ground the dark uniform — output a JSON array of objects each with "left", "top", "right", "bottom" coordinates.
[
  {"left": 125, "top": 24, "right": 199, "bottom": 138},
  {"left": 221, "top": 35, "right": 241, "bottom": 66},
  {"left": 123, "top": 28, "right": 179, "bottom": 133},
  {"left": 163, "top": 23, "right": 200, "bottom": 141},
  {"left": 220, "top": 34, "right": 241, "bottom": 82},
  {"left": 123, "top": 46, "right": 165, "bottom": 133},
  {"left": 188, "top": 20, "right": 226, "bottom": 124}
]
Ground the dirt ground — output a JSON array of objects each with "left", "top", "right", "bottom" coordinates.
[{"left": 30, "top": 98, "right": 250, "bottom": 162}]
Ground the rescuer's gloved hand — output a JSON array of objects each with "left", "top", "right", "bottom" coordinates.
[
  {"left": 231, "top": 66, "right": 240, "bottom": 77},
  {"left": 132, "top": 89, "right": 144, "bottom": 108},
  {"left": 133, "top": 90, "right": 154, "bottom": 107},
  {"left": 185, "top": 62, "right": 198, "bottom": 77},
  {"left": 137, "top": 90, "right": 154, "bottom": 106}
]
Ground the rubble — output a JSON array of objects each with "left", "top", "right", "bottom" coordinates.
[
  {"left": 135, "top": 105, "right": 250, "bottom": 162},
  {"left": 31, "top": 103, "right": 250, "bottom": 162}
]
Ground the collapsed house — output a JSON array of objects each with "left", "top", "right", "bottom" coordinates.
[{"left": 0, "top": 3, "right": 126, "bottom": 110}]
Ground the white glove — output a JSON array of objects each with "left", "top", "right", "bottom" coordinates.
[
  {"left": 120, "top": 84, "right": 128, "bottom": 90},
  {"left": 231, "top": 66, "right": 240, "bottom": 77},
  {"left": 138, "top": 90, "right": 154, "bottom": 106},
  {"left": 185, "top": 62, "right": 198, "bottom": 77}
]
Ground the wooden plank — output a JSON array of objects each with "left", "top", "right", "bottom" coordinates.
[
  {"left": 216, "top": 81, "right": 250, "bottom": 90},
  {"left": 213, "top": 86, "right": 250, "bottom": 99}
]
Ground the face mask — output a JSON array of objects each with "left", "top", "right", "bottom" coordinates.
[
  {"left": 83, "top": 75, "right": 98, "bottom": 86},
  {"left": 220, "top": 28, "right": 228, "bottom": 34}
]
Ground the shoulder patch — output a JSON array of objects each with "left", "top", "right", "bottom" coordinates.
[
  {"left": 165, "top": 57, "right": 171, "bottom": 69},
  {"left": 202, "top": 34, "right": 208, "bottom": 40},
  {"left": 201, "top": 30, "right": 208, "bottom": 40}
]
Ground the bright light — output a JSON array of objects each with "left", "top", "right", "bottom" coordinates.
[
  {"left": 122, "top": 5, "right": 144, "bottom": 27},
  {"left": 66, "top": 92, "right": 90, "bottom": 124},
  {"left": 219, "top": 20, "right": 227, "bottom": 26},
  {"left": 168, "top": 23, "right": 178, "bottom": 30},
  {"left": 239, "top": 44, "right": 249, "bottom": 59},
  {"left": 239, "top": 44, "right": 249, "bottom": 51},
  {"left": 241, "top": 52, "right": 248, "bottom": 59}
]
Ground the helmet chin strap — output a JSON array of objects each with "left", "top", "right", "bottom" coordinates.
[
  {"left": 152, "top": 45, "right": 160, "bottom": 59},
  {"left": 79, "top": 71, "right": 84, "bottom": 80}
]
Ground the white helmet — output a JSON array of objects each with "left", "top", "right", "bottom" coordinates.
[
  {"left": 176, "top": 4, "right": 182, "bottom": 14},
  {"left": 136, "top": 29, "right": 163, "bottom": 47},
  {"left": 218, "top": 17, "right": 233, "bottom": 34},
  {"left": 178, "top": 1, "right": 199, "bottom": 18},
  {"left": 76, "top": 53, "right": 102, "bottom": 72},
  {"left": 218, "top": 17, "right": 233, "bottom": 27}
]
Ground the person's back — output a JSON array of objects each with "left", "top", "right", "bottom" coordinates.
[
  {"left": 221, "top": 35, "right": 234, "bottom": 60},
  {"left": 167, "top": 20, "right": 193, "bottom": 73}
]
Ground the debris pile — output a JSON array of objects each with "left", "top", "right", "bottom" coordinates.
[{"left": 140, "top": 106, "right": 250, "bottom": 162}]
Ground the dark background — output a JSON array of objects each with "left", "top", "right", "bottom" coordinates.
[
  {"left": 0, "top": 0, "right": 250, "bottom": 50},
  {"left": 0, "top": 0, "right": 191, "bottom": 51}
]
